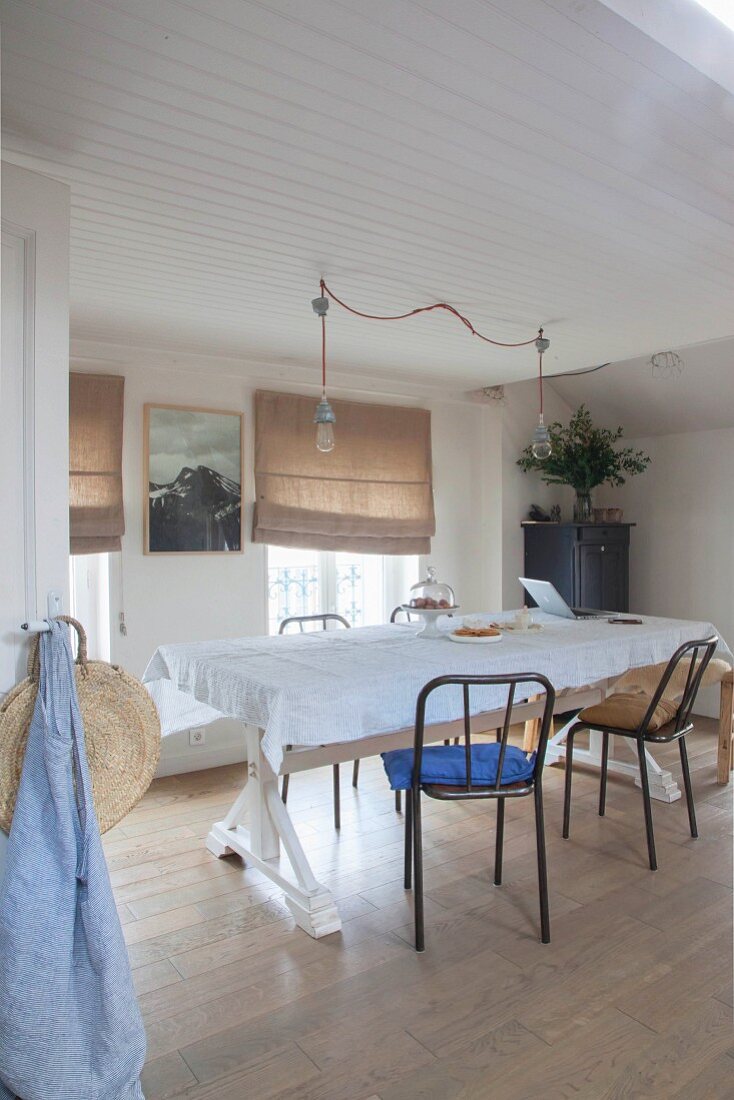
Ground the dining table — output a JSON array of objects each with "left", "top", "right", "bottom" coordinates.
[{"left": 143, "top": 610, "right": 729, "bottom": 938}]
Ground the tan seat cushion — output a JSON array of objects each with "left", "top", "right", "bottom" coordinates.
[
  {"left": 613, "top": 657, "right": 732, "bottom": 702},
  {"left": 579, "top": 693, "right": 679, "bottom": 732}
]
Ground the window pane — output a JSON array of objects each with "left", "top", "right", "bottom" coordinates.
[
  {"left": 68, "top": 552, "right": 111, "bottom": 661},
  {"left": 335, "top": 552, "right": 384, "bottom": 626},
  {"left": 266, "top": 547, "right": 419, "bottom": 633},
  {"left": 267, "top": 547, "right": 321, "bottom": 633}
]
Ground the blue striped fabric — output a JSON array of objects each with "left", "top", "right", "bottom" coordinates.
[{"left": 0, "top": 621, "right": 146, "bottom": 1099}]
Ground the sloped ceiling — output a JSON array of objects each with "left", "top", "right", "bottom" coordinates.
[
  {"left": 547, "top": 337, "right": 734, "bottom": 436},
  {"left": 600, "top": 0, "right": 734, "bottom": 96},
  {"left": 2, "top": 0, "right": 734, "bottom": 386}
]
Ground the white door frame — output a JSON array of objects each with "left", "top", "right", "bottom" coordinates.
[{"left": 1, "top": 222, "right": 37, "bottom": 690}]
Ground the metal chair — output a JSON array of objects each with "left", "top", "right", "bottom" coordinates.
[
  {"left": 562, "top": 636, "right": 718, "bottom": 871},
  {"left": 609, "top": 655, "right": 733, "bottom": 785},
  {"left": 387, "top": 672, "right": 556, "bottom": 952},
  {"left": 279, "top": 613, "right": 351, "bottom": 634},
  {"left": 279, "top": 613, "right": 353, "bottom": 829}
]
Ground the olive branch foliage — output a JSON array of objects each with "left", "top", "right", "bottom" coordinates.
[{"left": 517, "top": 405, "right": 650, "bottom": 493}]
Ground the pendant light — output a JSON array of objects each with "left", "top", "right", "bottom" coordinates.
[
  {"left": 531, "top": 329, "right": 552, "bottom": 459},
  {"left": 311, "top": 293, "right": 335, "bottom": 453}
]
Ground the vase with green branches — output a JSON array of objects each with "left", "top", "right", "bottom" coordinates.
[{"left": 517, "top": 405, "right": 650, "bottom": 521}]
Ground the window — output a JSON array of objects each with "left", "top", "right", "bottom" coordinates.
[
  {"left": 267, "top": 546, "right": 418, "bottom": 634},
  {"left": 69, "top": 552, "right": 111, "bottom": 661}
]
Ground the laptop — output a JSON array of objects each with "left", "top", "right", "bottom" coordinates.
[{"left": 518, "top": 578, "right": 607, "bottom": 621}]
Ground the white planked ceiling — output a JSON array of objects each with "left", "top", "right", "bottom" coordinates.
[
  {"left": 2, "top": 0, "right": 734, "bottom": 387},
  {"left": 547, "top": 335, "right": 734, "bottom": 436}
]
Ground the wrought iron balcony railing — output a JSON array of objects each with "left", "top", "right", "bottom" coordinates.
[{"left": 267, "top": 562, "right": 364, "bottom": 633}]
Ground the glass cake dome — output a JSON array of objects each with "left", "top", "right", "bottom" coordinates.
[{"left": 407, "top": 567, "right": 456, "bottom": 610}]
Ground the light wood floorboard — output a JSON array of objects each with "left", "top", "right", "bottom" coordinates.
[{"left": 105, "top": 720, "right": 733, "bottom": 1099}]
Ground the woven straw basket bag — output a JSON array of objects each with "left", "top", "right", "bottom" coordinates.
[{"left": 0, "top": 616, "right": 161, "bottom": 834}]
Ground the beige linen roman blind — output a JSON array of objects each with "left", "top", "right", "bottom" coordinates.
[
  {"left": 69, "top": 372, "right": 125, "bottom": 554},
  {"left": 253, "top": 390, "right": 435, "bottom": 554}
]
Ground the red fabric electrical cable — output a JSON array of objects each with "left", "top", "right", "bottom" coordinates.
[
  {"left": 538, "top": 348, "right": 544, "bottom": 416},
  {"left": 321, "top": 312, "right": 326, "bottom": 393},
  {"left": 321, "top": 279, "right": 541, "bottom": 349}
]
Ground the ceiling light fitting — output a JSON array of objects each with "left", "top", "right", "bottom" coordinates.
[
  {"left": 311, "top": 294, "right": 335, "bottom": 453},
  {"left": 482, "top": 385, "right": 505, "bottom": 402},
  {"left": 531, "top": 331, "right": 552, "bottom": 459},
  {"left": 650, "top": 350, "right": 684, "bottom": 379}
]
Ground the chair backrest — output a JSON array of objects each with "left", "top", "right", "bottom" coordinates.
[
  {"left": 639, "top": 636, "right": 718, "bottom": 735},
  {"left": 390, "top": 606, "right": 416, "bottom": 623},
  {"left": 412, "top": 673, "right": 556, "bottom": 793},
  {"left": 278, "top": 613, "right": 351, "bottom": 634}
]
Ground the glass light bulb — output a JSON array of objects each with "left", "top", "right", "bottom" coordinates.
[
  {"left": 531, "top": 420, "right": 552, "bottom": 460},
  {"left": 316, "top": 421, "right": 335, "bottom": 453}
]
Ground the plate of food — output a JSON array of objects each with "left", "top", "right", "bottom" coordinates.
[{"left": 448, "top": 625, "right": 502, "bottom": 644}]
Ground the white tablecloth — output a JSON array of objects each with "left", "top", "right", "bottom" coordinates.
[{"left": 143, "top": 613, "right": 730, "bottom": 774}]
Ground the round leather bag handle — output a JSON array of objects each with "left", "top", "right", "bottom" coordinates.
[{"left": 27, "top": 615, "right": 89, "bottom": 682}]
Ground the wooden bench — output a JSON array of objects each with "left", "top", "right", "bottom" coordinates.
[
  {"left": 717, "top": 669, "right": 734, "bottom": 784},
  {"left": 524, "top": 668, "right": 734, "bottom": 785}
]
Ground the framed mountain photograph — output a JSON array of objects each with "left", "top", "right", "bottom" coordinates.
[{"left": 144, "top": 404, "right": 243, "bottom": 554}]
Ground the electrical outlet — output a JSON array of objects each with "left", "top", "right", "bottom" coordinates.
[{"left": 189, "top": 728, "right": 206, "bottom": 747}]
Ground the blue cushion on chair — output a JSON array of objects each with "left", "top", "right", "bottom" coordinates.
[{"left": 381, "top": 742, "right": 536, "bottom": 791}]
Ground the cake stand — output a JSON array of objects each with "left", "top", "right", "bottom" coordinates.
[{"left": 401, "top": 605, "right": 460, "bottom": 639}]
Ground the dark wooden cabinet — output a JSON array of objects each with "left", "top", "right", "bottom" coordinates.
[{"left": 522, "top": 523, "right": 634, "bottom": 613}]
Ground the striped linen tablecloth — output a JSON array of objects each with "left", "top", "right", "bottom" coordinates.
[{"left": 143, "top": 612, "right": 730, "bottom": 775}]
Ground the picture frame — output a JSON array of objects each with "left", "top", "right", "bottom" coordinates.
[{"left": 143, "top": 403, "right": 244, "bottom": 554}]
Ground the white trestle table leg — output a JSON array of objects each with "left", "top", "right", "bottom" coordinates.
[
  {"left": 206, "top": 725, "right": 341, "bottom": 938},
  {"left": 545, "top": 714, "right": 681, "bottom": 804}
]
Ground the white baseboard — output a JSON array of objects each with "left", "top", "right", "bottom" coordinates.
[{"left": 155, "top": 743, "right": 245, "bottom": 777}]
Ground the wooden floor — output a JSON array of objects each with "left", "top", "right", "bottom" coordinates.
[{"left": 107, "top": 720, "right": 733, "bottom": 1100}]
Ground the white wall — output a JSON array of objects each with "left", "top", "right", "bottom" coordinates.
[
  {"left": 596, "top": 427, "right": 734, "bottom": 715},
  {"left": 425, "top": 395, "right": 503, "bottom": 613},
  {"left": 1, "top": 163, "right": 70, "bottom": 875},
  {"left": 70, "top": 347, "right": 503, "bottom": 774}
]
